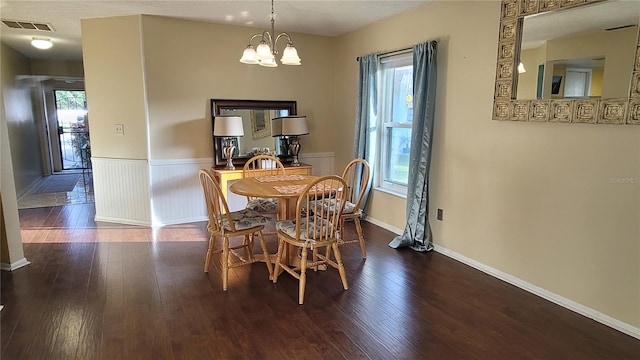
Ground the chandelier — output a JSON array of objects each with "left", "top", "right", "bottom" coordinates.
[{"left": 239, "top": 0, "right": 301, "bottom": 67}]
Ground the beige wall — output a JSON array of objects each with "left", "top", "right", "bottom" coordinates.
[
  {"left": 1, "top": 44, "right": 43, "bottom": 196},
  {"left": 82, "top": 15, "right": 149, "bottom": 160},
  {"left": 30, "top": 59, "right": 84, "bottom": 78},
  {"left": 139, "top": 15, "right": 335, "bottom": 161},
  {"left": 0, "top": 44, "right": 27, "bottom": 266},
  {"left": 334, "top": 1, "right": 639, "bottom": 329},
  {"left": 82, "top": 15, "right": 335, "bottom": 162}
]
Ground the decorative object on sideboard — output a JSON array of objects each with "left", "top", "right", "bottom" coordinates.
[
  {"left": 213, "top": 116, "right": 244, "bottom": 170},
  {"left": 239, "top": 0, "right": 301, "bottom": 67},
  {"left": 275, "top": 115, "right": 308, "bottom": 167}
]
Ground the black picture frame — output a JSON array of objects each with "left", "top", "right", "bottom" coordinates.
[
  {"left": 210, "top": 99, "right": 297, "bottom": 167},
  {"left": 551, "top": 75, "right": 563, "bottom": 95}
]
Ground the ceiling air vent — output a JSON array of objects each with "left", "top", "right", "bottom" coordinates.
[{"left": 1, "top": 20, "right": 54, "bottom": 32}]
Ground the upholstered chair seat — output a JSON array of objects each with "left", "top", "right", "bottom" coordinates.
[
  {"left": 221, "top": 208, "right": 271, "bottom": 231},
  {"left": 276, "top": 216, "right": 335, "bottom": 242},
  {"left": 246, "top": 198, "right": 279, "bottom": 213}
]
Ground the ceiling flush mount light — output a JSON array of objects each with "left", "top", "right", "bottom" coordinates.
[
  {"left": 31, "top": 37, "right": 53, "bottom": 50},
  {"left": 239, "top": 0, "right": 301, "bottom": 67}
]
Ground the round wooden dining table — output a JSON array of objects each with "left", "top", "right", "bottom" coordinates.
[
  {"left": 229, "top": 174, "right": 319, "bottom": 221},
  {"left": 229, "top": 173, "right": 320, "bottom": 268}
]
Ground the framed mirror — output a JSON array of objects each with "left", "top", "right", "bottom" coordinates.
[
  {"left": 493, "top": 0, "right": 640, "bottom": 125},
  {"left": 211, "top": 99, "right": 297, "bottom": 167}
]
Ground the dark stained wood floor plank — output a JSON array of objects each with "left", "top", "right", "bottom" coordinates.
[{"left": 1, "top": 204, "right": 639, "bottom": 360}]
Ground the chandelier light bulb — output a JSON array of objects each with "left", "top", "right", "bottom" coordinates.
[
  {"left": 259, "top": 55, "right": 278, "bottom": 67},
  {"left": 280, "top": 44, "right": 301, "bottom": 65},
  {"left": 256, "top": 42, "right": 272, "bottom": 60},
  {"left": 518, "top": 62, "right": 526, "bottom": 73},
  {"left": 239, "top": 45, "right": 259, "bottom": 64}
]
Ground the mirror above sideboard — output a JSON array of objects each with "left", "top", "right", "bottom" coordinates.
[
  {"left": 493, "top": 0, "right": 640, "bottom": 125},
  {"left": 210, "top": 99, "right": 297, "bottom": 167}
]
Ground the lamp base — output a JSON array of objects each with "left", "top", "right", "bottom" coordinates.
[
  {"left": 289, "top": 136, "right": 301, "bottom": 166},
  {"left": 223, "top": 138, "right": 236, "bottom": 170}
]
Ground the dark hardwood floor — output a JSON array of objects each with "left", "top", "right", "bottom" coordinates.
[{"left": 2, "top": 203, "right": 639, "bottom": 359}]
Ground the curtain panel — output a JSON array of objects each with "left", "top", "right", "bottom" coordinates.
[
  {"left": 389, "top": 40, "right": 438, "bottom": 251},
  {"left": 353, "top": 54, "right": 378, "bottom": 218}
]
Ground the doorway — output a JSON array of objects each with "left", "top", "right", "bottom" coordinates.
[
  {"left": 564, "top": 68, "right": 592, "bottom": 98},
  {"left": 53, "top": 90, "right": 89, "bottom": 170}
]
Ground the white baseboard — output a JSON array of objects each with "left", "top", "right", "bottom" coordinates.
[
  {"left": 0, "top": 258, "right": 31, "bottom": 271},
  {"left": 152, "top": 215, "right": 208, "bottom": 227},
  {"left": 94, "top": 216, "right": 151, "bottom": 227},
  {"left": 364, "top": 218, "right": 640, "bottom": 340},
  {"left": 364, "top": 216, "right": 404, "bottom": 235}
]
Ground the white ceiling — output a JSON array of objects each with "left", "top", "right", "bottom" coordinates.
[
  {"left": 521, "top": 0, "right": 640, "bottom": 50},
  {"left": 0, "top": 0, "right": 432, "bottom": 60}
]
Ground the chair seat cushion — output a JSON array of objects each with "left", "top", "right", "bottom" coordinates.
[
  {"left": 308, "top": 199, "right": 359, "bottom": 215},
  {"left": 246, "top": 198, "right": 278, "bottom": 213},
  {"left": 222, "top": 209, "right": 271, "bottom": 231},
  {"left": 276, "top": 217, "right": 336, "bottom": 241}
]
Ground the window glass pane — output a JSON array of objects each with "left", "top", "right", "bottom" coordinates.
[
  {"left": 383, "top": 127, "right": 411, "bottom": 186},
  {"left": 391, "top": 65, "right": 413, "bottom": 123},
  {"left": 375, "top": 52, "right": 413, "bottom": 195}
]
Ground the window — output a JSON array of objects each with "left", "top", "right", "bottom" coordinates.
[{"left": 375, "top": 52, "right": 413, "bottom": 195}]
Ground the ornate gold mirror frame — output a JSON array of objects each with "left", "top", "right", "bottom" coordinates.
[{"left": 493, "top": 0, "right": 640, "bottom": 124}]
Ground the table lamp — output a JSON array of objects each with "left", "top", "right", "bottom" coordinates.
[
  {"left": 271, "top": 116, "right": 288, "bottom": 159},
  {"left": 214, "top": 116, "right": 244, "bottom": 169},
  {"left": 278, "top": 115, "right": 308, "bottom": 166}
]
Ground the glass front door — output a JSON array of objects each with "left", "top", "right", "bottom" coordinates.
[{"left": 53, "top": 90, "right": 89, "bottom": 170}]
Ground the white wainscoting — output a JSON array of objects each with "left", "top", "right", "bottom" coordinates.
[
  {"left": 92, "top": 157, "right": 152, "bottom": 226},
  {"left": 149, "top": 158, "right": 212, "bottom": 226},
  {"left": 299, "top": 152, "right": 334, "bottom": 175},
  {"left": 93, "top": 154, "right": 334, "bottom": 227}
]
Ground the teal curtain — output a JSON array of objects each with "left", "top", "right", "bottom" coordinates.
[
  {"left": 353, "top": 54, "right": 378, "bottom": 218},
  {"left": 389, "top": 41, "right": 438, "bottom": 252}
]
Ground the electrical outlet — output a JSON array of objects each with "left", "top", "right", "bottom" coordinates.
[
  {"left": 114, "top": 124, "right": 124, "bottom": 136},
  {"left": 437, "top": 208, "right": 443, "bottom": 221}
]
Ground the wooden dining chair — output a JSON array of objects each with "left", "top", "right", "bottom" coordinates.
[
  {"left": 272, "top": 175, "right": 349, "bottom": 304},
  {"left": 242, "top": 155, "right": 286, "bottom": 214},
  {"left": 338, "top": 158, "right": 370, "bottom": 258},
  {"left": 199, "top": 169, "right": 273, "bottom": 290}
]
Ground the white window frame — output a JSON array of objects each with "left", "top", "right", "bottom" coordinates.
[{"left": 374, "top": 51, "right": 413, "bottom": 197}]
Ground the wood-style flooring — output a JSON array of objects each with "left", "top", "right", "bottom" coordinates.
[{"left": 2, "top": 203, "right": 639, "bottom": 359}]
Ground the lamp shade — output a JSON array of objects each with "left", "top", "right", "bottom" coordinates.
[
  {"left": 271, "top": 117, "right": 282, "bottom": 137},
  {"left": 277, "top": 116, "right": 309, "bottom": 136},
  {"left": 214, "top": 116, "right": 244, "bottom": 137}
]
